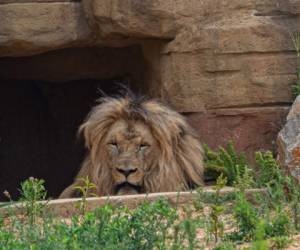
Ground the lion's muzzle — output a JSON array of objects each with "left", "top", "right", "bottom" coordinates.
[
  {"left": 115, "top": 182, "right": 141, "bottom": 195},
  {"left": 112, "top": 164, "right": 144, "bottom": 195},
  {"left": 116, "top": 167, "right": 137, "bottom": 177}
]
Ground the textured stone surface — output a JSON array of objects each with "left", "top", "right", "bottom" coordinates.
[
  {"left": 160, "top": 51, "right": 296, "bottom": 112},
  {"left": 160, "top": 17, "right": 297, "bottom": 111},
  {"left": 83, "top": 0, "right": 179, "bottom": 40},
  {"left": 80, "top": 0, "right": 299, "bottom": 111},
  {"left": 187, "top": 107, "right": 289, "bottom": 162},
  {"left": 0, "top": 188, "right": 265, "bottom": 217},
  {"left": 0, "top": 2, "right": 92, "bottom": 56},
  {"left": 287, "top": 95, "right": 300, "bottom": 120},
  {"left": 278, "top": 96, "right": 300, "bottom": 181}
]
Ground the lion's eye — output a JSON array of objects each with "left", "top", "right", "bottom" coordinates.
[
  {"left": 138, "top": 144, "right": 149, "bottom": 152},
  {"left": 108, "top": 142, "right": 119, "bottom": 152}
]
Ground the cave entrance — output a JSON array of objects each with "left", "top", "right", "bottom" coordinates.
[{"left": 0, "top": 45, "right": 146, "bottom": 200}]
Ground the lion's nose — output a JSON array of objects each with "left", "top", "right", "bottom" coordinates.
[{"left": 117, "top": 168, "right": 137, "bottom": 177}]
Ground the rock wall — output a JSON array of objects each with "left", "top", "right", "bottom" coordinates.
[{"left": 1, "top": 0, "right": 300, "bottom": 159}]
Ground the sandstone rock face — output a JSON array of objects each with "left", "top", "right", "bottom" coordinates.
[
  {"left": 278, "top": 96, "right": 300, "bottom": 181},
  {"left": 0, "top": 2, "right": 93, "bottom": 57},
  {"left": 189, "top": 107, "right": 289, "bottom": 163},
  {"left": 0, "top": 0, "right": 299, "bottom": 165},
  {"left": 81, "top": 0, "right": 298, "bottom": 111}
]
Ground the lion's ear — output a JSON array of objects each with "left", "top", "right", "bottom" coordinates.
[
  {"left": 79, "top": 117, "right": 109, "bottom": 151},
  {"left": 79, "top": 120, "right": 107, "bottom": 165},
  {"left": 78, "top": 121, "right": 93, "bottom": 149}
]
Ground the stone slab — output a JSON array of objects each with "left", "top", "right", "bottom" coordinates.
[{"left": 0, "top": 188, "right": 265, "bottom": 217}]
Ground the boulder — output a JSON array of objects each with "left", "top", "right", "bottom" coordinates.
[{"left": 277, "top": 96, "right": 300, "bottom": 181}]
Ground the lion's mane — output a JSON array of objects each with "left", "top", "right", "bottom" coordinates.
[{"left": 59, "top": 96, "right": 204, "bottom": 198}]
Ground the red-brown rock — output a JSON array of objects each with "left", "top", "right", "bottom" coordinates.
[{"left": 186, "top": 107, "right": 289, "bottom": 162}]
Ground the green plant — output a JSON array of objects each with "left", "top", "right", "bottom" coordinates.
[
  {"left": 74, "top": 176, "right": 97, "bottom": 216},
  {"left": 204, "top": 142, "right": 252, "bottom": 186},
  {"left": 212, "top": 242, "right": 235, "bottom": 250},
  {"left": 99, "top": 199, "right": 178, "bottom": 250},
  {"left": 284, "top": 175, "right": 300, "bottom": 231},
  {"left": 255, "top": 151, "right": 282, "bottom": 188},
  {"left": 233, "top": 166, "right": 254, "bottom": 192},
  {"left": 292, "top": 74, "right": 300, "bottom": 97},
  {"left": 19, "top": 177, "right": 47, "bottom": 226},
  {"left": 194, "top": 187, "right": 236, "bottom": 206},
  {"left": 171, "top": 205, "right": 200, "bottom": 250},
  {"left": 250, "top": 220, "right": 269, "bottom": 250},
  {"left": 255, "top": 151, "right": 297, "bottom": 236},
  {"left": 127, "top": 199, "right": 178, "bottom": 250},
  {"left": 232, "top": 191, "right": 258, "bottom": 241},
  {"left": 0, "top": 197, "right": 181, "bottom": 250},
  {"left": 208, "top": 174, "right": 227, "bottom": 244},
  {"left": 267, "top": 207, "right": 292, "bottom": 237},
  {"left": 271, "top": 236, "right": 291, "bottom": 249},
  {"left": 255, "top": 151, "right": 289, "bottom": 213}
]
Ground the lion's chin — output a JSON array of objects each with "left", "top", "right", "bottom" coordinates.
[{"left": 115, "top": 182, "right": 141, "bottom": 195}]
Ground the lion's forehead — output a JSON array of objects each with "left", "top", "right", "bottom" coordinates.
[{"left": 106, "top": 119, "right": 155, "bottom": 144}]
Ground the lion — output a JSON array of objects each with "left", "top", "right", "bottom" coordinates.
[{"left": 59, "top": 95, "right": 204, "bottom": 198}]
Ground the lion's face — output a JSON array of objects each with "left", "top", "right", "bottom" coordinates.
[{"left": 104, "top": 119, "right": 158, "bottom": 195}]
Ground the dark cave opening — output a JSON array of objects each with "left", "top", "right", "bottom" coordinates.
[{"left": 0, "top": 46, "right": 145, "bottom": 200}]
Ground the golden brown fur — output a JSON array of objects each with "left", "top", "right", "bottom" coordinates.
[{"left": 59, "top": 96, "right": 204, "bottom": 198}]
